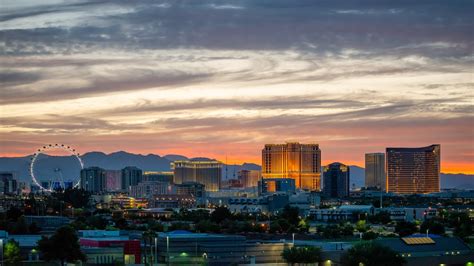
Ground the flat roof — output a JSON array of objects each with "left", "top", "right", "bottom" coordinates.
[{"left": 158, "top": 231, "right": 244, "bottom": 239}]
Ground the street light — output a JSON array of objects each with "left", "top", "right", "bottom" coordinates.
[
  {"left": 292, "top": 233, "right": 295, "bottom": 245},
  {"left": 0, "top": 239, "right": 4, "bottom": 266},
  {"left": 154, "top": 237, "right": 158, "bottom": 266},
  {"left": 166, "top": 236, "right": 170, "bottom": 266}
]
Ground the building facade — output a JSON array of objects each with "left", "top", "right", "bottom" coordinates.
[
  {"left": 105, "top": 170, "right": 121, "bottom": 192},
  {"left": 323, "top": 162, "right": 350, "bottom": 198},
  {"left": 365, "top": 153, "right": 386, "bottom": 190},
  {"left": 238, "top": 169, "right": 261, "bottom": 188},
  {"left": 386, "top": 144, "right": 440, "bottom": 194},
  {"left": 130, "top": 181, "right": 171, "bottom": 198},
  {"left": 0, "top": 171, "right": 18, "bottom": 194},
  {"left": 259, "top": 178, "right": 296, "bottom": 194},
  {"left": 143, "top": 171, "right": 174, "bottom": 183},
  {"left": 80, "top": 167, "right": 107, "bottom": 193},
  {"left": 176, "top": 182, "right": 205, "bottom": 198},
  {"left": 261, "top": 142, "right": 321, "bottom": 191},
  {"left": 121, "top": 166, "right": 143, "bottom": 191},
  {"left": 172, "top": 160, "right": 222, "bottom": 192}
]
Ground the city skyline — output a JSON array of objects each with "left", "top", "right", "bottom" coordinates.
[
  {"left": 0, "top": 143, "right": 470, "bottom": 174},
  {"left": 1, "top": 1, "right": 473, "bottom": 175},
  {"left": 0, "top": 2, "right": 472, "bottom": 266}
]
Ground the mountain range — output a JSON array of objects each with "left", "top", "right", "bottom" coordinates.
[{"left": 0, "top": 151, "right": 472, "bottom": 190}]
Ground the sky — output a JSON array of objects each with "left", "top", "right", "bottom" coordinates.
[{"left": 0, "top": 0, "right": 473, "bottom": 173}]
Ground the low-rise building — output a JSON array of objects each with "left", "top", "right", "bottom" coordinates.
[
  {"left": 259, "top": 178, "right": 296, "bottom": 195},
  {"left": 130, "top": 181, "right": 172, "bottom": 198},
  {"left": 155, "top": 231, "right": 247, "bottom": 265},
  {"left": 309, "top": 205, "right": 374, "bottom": 222},
  {"left": 109, "top": 195, "right": 148, "bottom": 209},
  {"left": 226, "top": 194, "right": 290, "bottom": 214},
  {"left": 79, "top": 230, "right": 141, "bottom": 264},
  {"left": 378, "top": 207, "right": 438, "bottom": 222},
  {"left": 375, "top": 236, "right": 473, "bottom": 266},
  {"left": 24, "top": 215, "right": 71, "bottom": 232},
  {"left": 150, "top": 194, "right": 196, "bottom": 209}
]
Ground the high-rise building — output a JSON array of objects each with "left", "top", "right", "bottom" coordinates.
[
  {"left": 121, "top": 166, "right": 143, "bottom": 191},
  {"left": 172, "top": 160, "right": 222, "bottom": 192},
  {"left": 365, "top": 153, "right": 386, "bottom": 190},
  {"left": 262, "top": 142, "right": 321, "bottom": 190},
  {"left": 80, "top": 167, "right": 106, "bottom": 193},
  {"left": 238, "top": 169, "right": 261, "bottom": 188},
  {"left": 323, "top": 162, "right": 350, "bottom": 198},
  {"left": 105, "top": 170, "right": 122, "bottom": 192},
  {"left": 0, "top": 171, "right": 18, "bottom": 194},
  {"left": 386, "top": 144, "right": 440, "bottom": 194}
]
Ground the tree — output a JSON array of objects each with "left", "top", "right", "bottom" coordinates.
[
  {"left": 341, "top": 242, "right": 406, "bottom": 266},
  {"left": 168, "top": 222, "right": 191, "bottom": 231},
  {"left": 362, "top": 231, "right": 379, "bottom": 240},
  {"left": 28, "top": 222, "right": 41, "bottom": 234},
  {"left": 454, "top": 222, "right": 472, "bottom": 241},
  {"left": 210, "top": 206, "right": 232, "bottom": 224},
  {"left": 37, "top": 226, "right": 86, "bottom": 266},
  {"left": 277, "top": 218, "right": 291, "bottom": 232},
  {"left": 196, "top": 220, "right": 220, "bottom": 233},
  {"left": 356, "top": 220, "right": 369, "bottom": 233},
  {"left": 86, "top": 215, "right": 107, "bottom": 229},
  {"left": 59, "top": 188, "right": 91, "bottom": 209},
  {"left": 395, "top": 221, "right": 417, "bottom": 237},
  {"left": 420, "top": 220, "right": 445, "bottom": 235},
  {"left": 368, "top": 211, "right": 391, "bottom": 224},
  {"left": 4, "top": 239, "right": 22, "bottom": 266},
  {"left": 281, "top": 205, "right": 300, "bottom": 225},
  {"left": 114, "top": 217, "right": 128, "bottom": 230},
  {"left": 12, "top": 216, "right": 29, "bottom": 234},
  {"left": 6, "top": 207, "right": 22, "bottom": 222},
  {"left": 281, "top": 246, "right": 322, "bottom": 265}
]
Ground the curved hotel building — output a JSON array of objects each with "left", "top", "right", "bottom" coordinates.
[
  {"left": 262, "top": 142, "right": 321, "bottom": 191},
  {"left": 386, "top": 144, "right": 440, "bottom": 194},
  {"left": 172, "top": 160, "right": 222, "bottom": 192}
]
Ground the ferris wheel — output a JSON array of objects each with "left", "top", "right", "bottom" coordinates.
[{"left": 29, "top": 144, "right": 84, "bottom": 192}]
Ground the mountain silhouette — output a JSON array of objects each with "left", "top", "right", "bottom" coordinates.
[{"left": 0, "top": 152, "right": 472, "bottom": 189}]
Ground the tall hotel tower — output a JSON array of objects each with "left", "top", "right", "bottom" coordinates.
[
  {"left": 262, "top": 142, "right": 321, "bottom": 191},
  {"left": 386, "top": 144, "right": 440, "bottom": 194},
  {"left": 365, "top": 153, "right": 386, "bottom": 190},
  {"left": 172, "top": 160, "right": 222, "bottom": 192}
]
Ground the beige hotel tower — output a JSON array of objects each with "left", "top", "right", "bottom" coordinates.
[{"left": 262, "top": 142, "right": 321, "bottom": 191}]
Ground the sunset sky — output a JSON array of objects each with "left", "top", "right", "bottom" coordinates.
[{"left": 1, "top": 1, "right": 473, "bottom": 173}]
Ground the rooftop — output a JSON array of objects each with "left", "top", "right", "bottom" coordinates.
[{"left": 375, "top": 237, "right": 470, "bottom": 254}]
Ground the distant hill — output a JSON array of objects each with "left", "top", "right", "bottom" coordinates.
[
  {"left": 0, "top": 152, "right": 472, "bottom": 189},
  {"left": 0, "top": 151, "right": 261, "bottom": 183},
  {"left": 347, "top": 165, "right": 474, "bottom": 190},
  {"left": 440, "top": 173, "right": 474, "bottom": 189},
  {"left": 349, "top": 165, "right": 365, "bottom": 189}
]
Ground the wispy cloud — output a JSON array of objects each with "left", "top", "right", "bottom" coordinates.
[{"left": 0, "top": 0, "right": 473, "bottom": 173}]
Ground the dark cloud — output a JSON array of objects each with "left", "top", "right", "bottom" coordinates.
[
  {"left": 0, "top": 71, "right": 42, "bottom": 86},
  {"left": 0, "top": 71, "right": 213, "bottom": 105},
  {"left": 1, "top": 0, "right": 472, "bottom": 56}
]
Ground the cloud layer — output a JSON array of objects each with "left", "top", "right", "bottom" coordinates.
[{"left": 1, "top": 0, "right": 473, "bottom": 173}]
